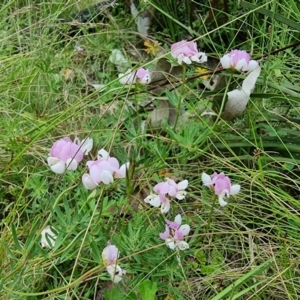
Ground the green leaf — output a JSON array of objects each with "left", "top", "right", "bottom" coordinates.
[
  {"left": 138, "top": 280, "right": 158, "bottom": 300},
  {"left": 11, "top": 223, "right": 22, "bottom": 252},
  {"left": 103, "top": 287, "right": 138, "bottom": 300}
]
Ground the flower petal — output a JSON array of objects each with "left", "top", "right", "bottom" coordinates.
[
  {"left": 160, "top": 198, "right": 171, "bottom": 213},
  {"left": 115, "top": 162, "right": 129, "bottom": 178},
  {"left": 176, "top": 241, "right": 189, "bottom": 250},
  {"left": 81, "top": 137, "right": 93, "bottom": 155},
  {"left": 174, "top": 214, "right": 182, "bottom": 226},
  {"left": 47, "top": 157, "right": 66, "bottom": 174},
  {"left": 165, "top": 238, "right": 175, "bottom": 250},
  {"left": 144, "top": 194, "right": 161, "bottom": 207},
  {"left": 65, "top": 157, "right": 78, "bottom": 171},
  {"left": 248, "top": 60, "right": 259, "bottom": 71},
  {"left": 230, "top": 184, "right": 241, "bottom": 195},
  {"left": 220, "top": 54, "right": 231, "bottom": 69},
  {"left": 98, "top": 149, "right": 110, "bottom": 160},
  {"left": 177, "top": 179, "right": 188, "bottom": 190},
  {"left": 175, "top": 191, "right": 187, "bottom": 200},
  {"left": 179, "top": 224, "right": 190, "bottom": 236},
  {"left": 101, "top": 170, "right": 114, "bottom": 185},
  {"left": 159, "top": 225, "right": 170, "bottom": 240},
  {"left": 102, "top": 244, "right": 119, "bottom": 265},
  {"left": 106, "top": 264, "right": 125, "bottom": 283},
  {"left": 218, "top": 196, "right": 228, "bottom": 207},
  {"left": 202, "top": 172, "right": 212, "bottom": 185},
  {"left": 82, "top": 174, "right": 98, "bottom": 190}
]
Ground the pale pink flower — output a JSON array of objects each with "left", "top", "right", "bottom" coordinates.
[
  {"left": 136, "top": 68, "right": 151, "bottom": 84},
  {"left": 154, "top": 178, "right": 188, "bottom": 200},
  {"left": 119, "top": 68, "right": 151, "bottom": 85},
  {"left": 202, "top": 172, "right": 241, "bottom": 206},
  {"left": 47, "top": 137, "right": 93, "bottom": 174},
  {"left": 159, "top": 214, "right": 190, "bottom": 250},
  {"left": 102, "top": 244, "right": 119, "bottom": 265},
  {"left": 82, "top": 149, "right": 129, "bottom": 190},
  {"left": 171, "top": 40, "right": 207, "bottom": 65},
  {"left": 102, "top": 243, "right": 126, "bottom": 283},
  {"left": 144, "top": 178, "right": 188, "bottom": 213},
  {"left": 220, "top": 50, "right": 258, "bottom": 72}
]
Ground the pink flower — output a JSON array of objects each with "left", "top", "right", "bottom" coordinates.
[
  {"left": 202, "top": 172, "right": 241, "bottom": 206},
  {"left": 220, "top": 50, "right": 258, "bottom": 72},
  {"left": 159, "top": 214, "right": 190, "bottom": 250},
  {"left": 102, "top": 243, "right": 126, "bottom": 283},
  {"left": 82, "top": 149, "right": 129, "bottom": 190},
  {"left": 136, "top": 68, "right": 151, "bottom": 84},
  {"left": 144, "top": 178, "right": 188, "bottom": 213},
  {"left": 154, "top": 178, "right": 188, "bottom": 200},
  {"left": 171, "top": 40, "right": 207, "bottom": 65},
  {"left": 47, "top": 137, "right": 93, "bottom": 174},
  {"left": 119, "top": 68, "right": 151, "bottom": 85},
  {"left": 102, "top": 244, "right": 119, "bottom": 265}
]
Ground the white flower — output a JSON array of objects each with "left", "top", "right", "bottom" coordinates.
[
  {"left": 159, "top": 214, "right": 190, "bottom": 250},
  {"left": 106, "top": 264, "right": 126, "bottom": 283},
  {"left": 102, "top": 243, "right": 126, "bottom": 283},
  {"left": 40, "top": 226, "right": 57, "bottom": 248}
]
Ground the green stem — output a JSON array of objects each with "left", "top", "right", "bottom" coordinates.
[
  {"left": 174, "top": 65, "right": 186, "bottom": 130},
  {"left": 206, "top": 194, "right": 217, "bottom": 233}
]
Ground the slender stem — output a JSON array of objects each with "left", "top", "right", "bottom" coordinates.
[
  {"left": 206, "top": 194, "right": 217, "bottom": 233},
  {"left": 173, "top": 65, "right": 186, "bottom": 130}
]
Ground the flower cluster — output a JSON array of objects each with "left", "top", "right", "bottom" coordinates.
[
  {"left": 102, "top": 243, "right": 126, "bottom": 283},
  {"left": 48, "top": 137, "right": 128, "bottom": 191},
  {"left": 144, "top": 178, "right": 188, "bottom": 213},
  {"left": 82, "top": 149, "right": 129, "bottom": 190},
  {"left": 159, "top": 214, "right": 190, "bottom": 250},
  {"left": 119, "top": 68, "right": 151, "bottom": 85},
  {"left": 47, "top": 137, "right": 93, "bottom": 174},
  {"left": 202, "top": 172, "right": 241, "bottom": 206},
  {"left": 171, "top": 40, "right": 207, "bottom": 65}
]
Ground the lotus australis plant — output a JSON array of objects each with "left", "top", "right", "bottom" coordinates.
[
  {"left": 144, "top": 178, "right": 188, "bottom": 213},
  {"left": 159, "top": 214, "right": 190, "bottom": 250},
  {"left": 82, "top": 149, "right": 129, "bottom": 190},
  {"left": 47, "top": 137, "right": 93, "bottom": 174},
  {"left": 220, "top": 50, "right": 258, "bottom": 72},
  {"left": 102, "top": 243, "right": 126, "bottom": 283},
  {"left": 202, "top": 172, "right": 241, "bottom": 207},
  {"left": 119, "top": 68, "right": 151, "bottom": 84},
  {"left": 171, "top": 40, "right": 207, "bottom": 65}
]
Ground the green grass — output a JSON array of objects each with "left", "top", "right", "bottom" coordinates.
[{"left": 1, "top": 0, "right": 300, "bottom": 299}]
